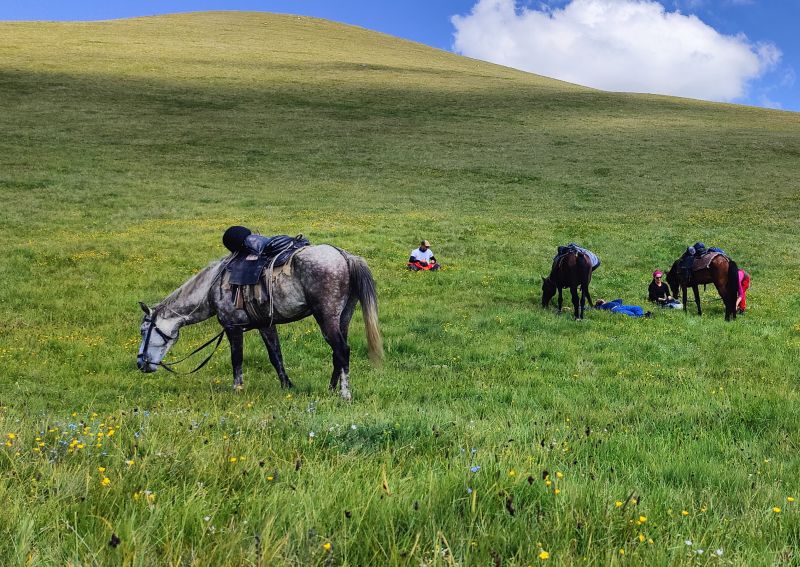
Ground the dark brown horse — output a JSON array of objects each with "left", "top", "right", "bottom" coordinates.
[
  {"left": 666, "top": 253, "right": 739, "bottom": 320},
  {"left": 542, "top": 252, "right": 594, "bottom": 319}
]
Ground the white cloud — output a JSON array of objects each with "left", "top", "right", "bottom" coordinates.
[{"left": 451, "top": 0, "right": 780, "bottom": 102}]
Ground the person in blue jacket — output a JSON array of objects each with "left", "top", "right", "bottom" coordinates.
[{"left": 594, "top": 299, "right": 651, "bottom": 318}]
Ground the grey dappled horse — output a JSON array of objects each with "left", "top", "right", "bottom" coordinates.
[{"left": 137, "top": 245, "right": 382, "bottom": 400}]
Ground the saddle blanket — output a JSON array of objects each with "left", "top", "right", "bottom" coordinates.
[
  {"left": 691, "top": 251, "right": 725, "bottom": 272},
  {"left": 554, "top": 244, "right": 600, "bottom": 269}
]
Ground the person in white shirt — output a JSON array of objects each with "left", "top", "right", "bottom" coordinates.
[{"left": 407, "top": 240, "right": 440, "bottom": 271}]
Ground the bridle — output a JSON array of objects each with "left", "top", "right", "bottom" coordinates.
[{"left": 138, "top": 311, "right": 225, "bottom": 375}]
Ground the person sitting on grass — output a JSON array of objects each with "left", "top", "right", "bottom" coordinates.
[
  {"left": 407, "top": 240, "right": 440, "bottom": 271},
  {"left": 595, "top": 299, "right": 651, "bottom": 318},
  {"left": 648, "top": 270, "right": 682, "bottom": 309}
]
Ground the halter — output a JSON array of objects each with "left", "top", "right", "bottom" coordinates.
[
  {"left": 139, "top": 311, "right": 225, "bottom": 375},
  {"left": 139, "top": 312, "right": 178, "bottom": 358}
]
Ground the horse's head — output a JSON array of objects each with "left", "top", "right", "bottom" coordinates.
[
  {"left": 136, "top": 302, "right": 180, "bottom": 373},
  {"left": 665, "top": 263, "right": 680, "bottom": 297},
  {"left": 541, "top": 276, "right": 557, "bottom": 308}
]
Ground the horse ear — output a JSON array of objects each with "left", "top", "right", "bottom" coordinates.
[{"left": 139, "top": 301, "right": 152, "bottom": 315}]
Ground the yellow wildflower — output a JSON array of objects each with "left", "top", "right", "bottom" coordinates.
[
  {"left": 229, "top": 457, "right": 238, "bottom": 463},
  {"left": 773, "top": 507, "right": 781, "bottom": 513},
  {"left": 681, "top": 510, "right": 689, "bottom": 516},
  {"left": 508, "top": 469, "right": 516, "bottom": 477},
  {"left": 638, "top": 515, "right": 647, "bottom": 524},
  {"left": 788, "top": 497, "right": 795, "bottom": 503},
  {"left": 98, "top": 467, "right": 106, "bottom": 473},
  {"left": 322, "top": 542, "right": 332, "bottom": 552},
  {"left": 615, "top": 501, "right": 623, "bottom": 508},
  {"left": 538, "top": 550, "right": 550, "bottom": 560},
  {"left": 556, "top": 472, "right": 564, "bottom": 479},
  {"left": 100, "top": 477, "right": 111, "bottom": 487}
]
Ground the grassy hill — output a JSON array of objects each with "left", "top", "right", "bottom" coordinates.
[{"left": 1, "top": 11, "right": 798, "bottom": 565}]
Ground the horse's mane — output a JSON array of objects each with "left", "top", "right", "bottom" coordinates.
[{"left": 155, "top": 259, "right": 225, "bottom": 314}]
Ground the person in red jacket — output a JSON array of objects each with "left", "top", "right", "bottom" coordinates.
[{"left": 736, "top": 269, "right": 751, "bottom": 313}]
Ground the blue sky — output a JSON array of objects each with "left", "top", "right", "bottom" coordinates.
[{"left": 2, "top": 1, "right": 797, "bottom": 111}]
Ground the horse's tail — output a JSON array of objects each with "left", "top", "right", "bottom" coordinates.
[
  {"left": 576, "top": 252, "right": 593, "bottom": 308},
  {"left": 726, "top": 257, "right": 739, "bottom": 318},
  {"left": 577, "top": 252, "right": 590, "bottom": 284},
  {"left": 346, "top": 255, "right": 384, "bottom": 364}
]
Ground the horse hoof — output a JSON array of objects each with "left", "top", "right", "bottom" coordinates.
[
  {"left": 233, "top": 384, "right": 244, "bottom": 392},
  {"left": 340, "top": 390, "right": 352, "bottom": 402}
]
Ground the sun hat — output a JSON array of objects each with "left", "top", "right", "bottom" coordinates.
[{"left": 653, "top": 270, "right": 663, "bottom": 278}]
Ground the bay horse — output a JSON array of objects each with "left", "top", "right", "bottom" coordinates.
[
  {"left": 136, "top": 245, "right": 382, "bottom": 400},
  {"left": 665, "top": 252, "right": 739, "bottom": 321},
  {"left": 541, "top": 251, "right": 593, "bottom": 319}
]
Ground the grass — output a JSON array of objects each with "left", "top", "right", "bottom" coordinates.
[{"left": 0, "top": 11, "right": 799, "bottom": 566}]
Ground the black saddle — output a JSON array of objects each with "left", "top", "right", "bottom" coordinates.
[{"left": 226, "top": 234, "right": 310, "bottom": 286}]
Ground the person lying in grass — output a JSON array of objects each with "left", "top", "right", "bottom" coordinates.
[{"left": 595, "top": 299, "right": 651, "bottom": 318}]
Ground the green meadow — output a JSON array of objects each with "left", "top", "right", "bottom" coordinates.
[{"left": 1, "top": 11, "right": 799, "bottom": 565}]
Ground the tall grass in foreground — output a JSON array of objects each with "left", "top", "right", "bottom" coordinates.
[{"left": 0, "top": 12, "right": 799, "bottom": 565}]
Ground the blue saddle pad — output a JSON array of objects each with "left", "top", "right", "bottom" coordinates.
[{"left": 554, "top": 244, "right": 599, "bottom": 269}]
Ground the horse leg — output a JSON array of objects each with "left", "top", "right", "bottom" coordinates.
[
  {"left": 258, "top": 326, "right": 293, "bottom": 389},
  {"left": 692, "top": 285, "right": 702, "bottom": 315},
  {"left": 339, "top": 295, "right": 358, "bottom": 343},
  {"left": 557, "top": 288, "right": 564, "bottom": 312},
  {"left": 313, "top": 312, "right": 352, "bottom": 401},
  {"left": 712, "top": 281, "right": 729, "bottom": 320},
  {"left": 225, "top": 327, "right": 244, "bottom": 391},
  {"left": 579, "top": 284, "right": 589, "bottom": 318},
  {"left": 682, "top": 285, "right": 688, "bottom": 312},
  {"left": 570, "top": 285, "right": 580, "bottom": 320}
]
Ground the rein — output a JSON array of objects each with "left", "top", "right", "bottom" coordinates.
[
  {"left": 157, "top": 329, "right": 226, "bottom": 374},
  {"left": 140, "top": 313, "right": 226, "bottom": 375}
]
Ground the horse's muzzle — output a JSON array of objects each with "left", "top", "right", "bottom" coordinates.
[{"left": 136, "top": 355, "right": 157, "bottom": 373}]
